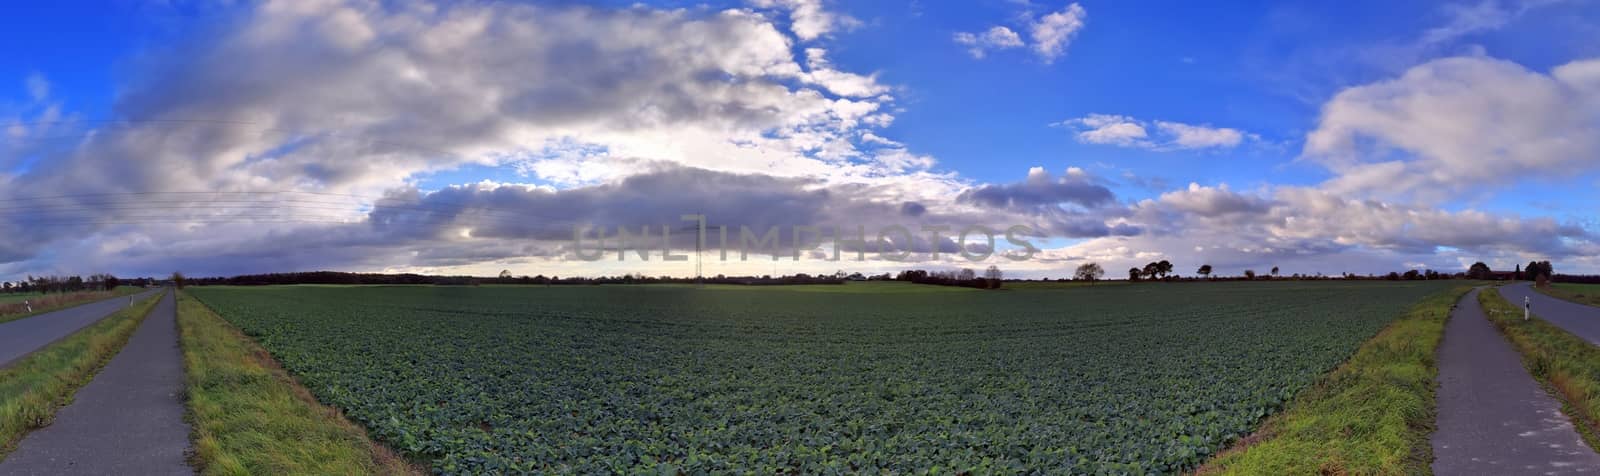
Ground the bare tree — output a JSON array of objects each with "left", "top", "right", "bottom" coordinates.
[
  {"left": 983, "top": 265, "right": 1003, "bottom": 289},
  {"left": 1074, "top": 263, "right": 1104, "bottom": 282}
]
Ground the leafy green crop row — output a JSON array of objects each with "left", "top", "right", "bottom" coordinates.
[{"left": 189, "top": 281, "right": 1451, "bottom": 474}]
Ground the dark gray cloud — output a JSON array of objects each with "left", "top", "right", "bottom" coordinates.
[
  {"left": 900, "top": 201, "right": 927, "bottom": 217},
  {"left": 369, "top": 164, "right": 835, "bottom": 242},
  {"left": 362, "top": 163, "right": 1128, "bottom": 261},
  {"left": 956, "top": 168, "right": 1114, "bottom": 210},
  {"left": 1155, "top": 183, "right": 1275, "bottom": 217}
]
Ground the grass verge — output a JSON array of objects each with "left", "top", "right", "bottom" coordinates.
[
  {"left": 0, "top": 291, "right": 163, "bottom": 459},
  {"left": 1195, "top": 285, "right": 1474, "bottom": 475},
  {"left": 0, "top": 287, "right": 147, "bottom": 325},
  {"left": 177, "top": 291, "right": 421, "bottom": 476},
  {"left": 1536, "top": 283, "right": 1600, "bottom": 308},
  {"left": 1478, "top": 287, "right": 1600, "bottom": 452}
]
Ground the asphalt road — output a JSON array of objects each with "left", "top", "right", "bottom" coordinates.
[
  {"left": 1500, "top": 282, "right": 1600, "bottom": 345},
  {"left": 0, "top": 291, "right": 193, "bottom": 475},
  {"left": 1432, "top": 288, "right": 1600, "bottom": 475},
  {"left": 0, "top": 288, "right": 162, "bottom": 368}
]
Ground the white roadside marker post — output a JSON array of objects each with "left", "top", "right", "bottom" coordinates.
[
  {"left": 24, "top": 300, "right": 31, "bottom": 313},
  {"left": 1525, "top": 295, "right": 1531, "bottom": 322}
]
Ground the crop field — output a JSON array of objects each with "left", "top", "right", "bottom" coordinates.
[
  {"left": 188, "top": 281, "right": 1453, "bottom": 474},
  {"left": 0, "top": 292, "right": 42, "bottom": 304}
]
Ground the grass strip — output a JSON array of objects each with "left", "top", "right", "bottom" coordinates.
[
  {"left": 1535, "top": 283, "right": 1600, "bottom": 308},
  {"left": 1478, "top": 287, "right": 1600, "bottom": 452},
  {"left": 177, "top": 291, "right": 421, "bottom": 476},
  {"left": 1196, "top": 285, "right": 1474, "bottom": 475},
  {"left": 0, "top": 287, "right": 147, "bottom": 325},
  {"left": 0, "top": 290, "right": 164, "bottom": 459}
]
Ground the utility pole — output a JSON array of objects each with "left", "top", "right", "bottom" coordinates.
[
  {"left": 696, "top": 229, "right": 704, "bottom": 288},
  {"left": 679, "top": 214, "right": 706, "bottom": 288}
]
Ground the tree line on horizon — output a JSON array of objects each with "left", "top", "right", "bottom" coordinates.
[
  {"left": 179, "top": 268, "right": 1015, "bottom": 289},
  {"left": 890, "top": 267, "right": 1005, "bottom": 289},
  {"left": 1061, "top": 259, "right": 1571, "bottom": 283},
  {"left": 0, "top": 274, "right": 158, "bottom": 294},
  {"left": 180, "top": 270, "right": 852, "bottom": 287},
  {"left": 5, "top": 259, "right": 1587, "bottom": 291}
]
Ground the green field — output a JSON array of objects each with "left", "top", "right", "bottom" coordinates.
[
  {"left": 189, "top": 281, "right": 1453, "bottom": 474},
  {"left": 1541, "top": 283, "right": 1600, "bottom": 307},
  {"left": 0, "top": 293, "right": 43, "bottom": 304}
]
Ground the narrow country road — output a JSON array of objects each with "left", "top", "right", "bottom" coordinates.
[
  {"left": 1432, "top": 288, "right": 1600, "bottom": 474},
  {"left": 1500, "top": 282, "right": 1600, "bottom": 345},
  {"left": 0, "top": 288, "right": 163, "bottom": 368},
  {"left": 0, "top": 291, "right": 193, "bottom": 475}
]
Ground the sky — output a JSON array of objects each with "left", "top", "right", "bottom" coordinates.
[{"left": 0, "top": 0, "right": 1598, "bottom": 280}]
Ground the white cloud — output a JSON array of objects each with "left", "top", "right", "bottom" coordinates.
[
  {"left": 1030, "top": 3, "right": 1087, "bottom": 63},
  {"left": 3, "top": 73, "right": 71, "bottom": 163},
  {"left": 1154, "top": 121, "right": 1246, "bottom": 149},
  {"left": 954, "top": 3, "right": 1085, "bottom": 62},
  {"left": 748, "top": 0, "right": 859, "bottom": 41},
  {"left": 953, "top": 26, "right": 1024, "bottom": 59},
  {"left": 859, "top": 132, "right": 901, "bottom": 147},
  {"left": 1061, "top": 114, "right": 1253, "bottom": 150},
  {"left": 801, "top": 48, "right": 890, "bottom": 97},
  {"left": 1070, "top": 114, "right": 1149, "bottom": 146},
  {"left": 23, "top": 73, "right": 49, "bottom": 101},
  {"left": 1304, "top": 55, "right": 1600, "bottom": 202},
  {"left": 1421, "top": 0, "right": 1512, "bottom": 46}
]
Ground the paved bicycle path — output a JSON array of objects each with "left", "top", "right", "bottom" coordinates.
[
  {"left": 1500, "top": 282, "right": 1600, "bottom": 345},
  {"left": 1432, "top": 288, "right": 1600, "bottom": 474},
  {"left": 0, "top": 291, "right": 192, "bottom": 475},
  {"left": 0, "top": 288, "right": 162, "bottom": 368}
]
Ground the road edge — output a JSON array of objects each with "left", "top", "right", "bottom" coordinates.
[
  {"left": 0, "top": 287, "right": 148, "bottom": 325},
  {"left": 0, "top": 290, "right": 166, "bottom": 460},
  {"left": 1479, "top": 286, "right": 1600, "bottom": 454},
  {"left": 1195, "top": 284, "right": 1475, "bottom": 475},
  {"left": 177, "top": 290, "right": 424, "bottom": 475}
]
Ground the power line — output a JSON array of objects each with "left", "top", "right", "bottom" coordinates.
[
  {"left": 0, "top": 192, "right": 565, "bottom": 224},
  {"left": 0, "top": 197, "right": 535, "bottom": 221},
  {"left": 0, "top": 118, "right": 261, "bottom": 128},
  {"left": 0, "top": 118, "right": 473, "bottom": 165}
]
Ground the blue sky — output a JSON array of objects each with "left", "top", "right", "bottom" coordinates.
[{"left": 1, "top": 0, "right": 1597, "bottom": 279}]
